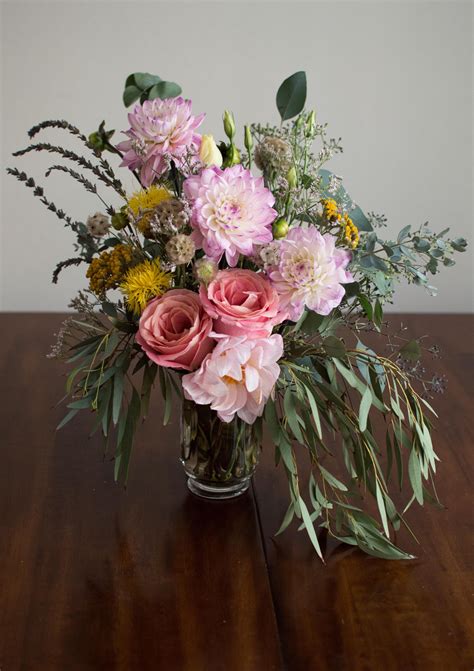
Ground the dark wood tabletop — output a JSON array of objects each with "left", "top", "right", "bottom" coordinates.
[{"left": 1, "top": 313, "right": 473, "bottom": 671}]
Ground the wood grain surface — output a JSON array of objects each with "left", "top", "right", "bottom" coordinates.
[{"left": 0, "top": 313, "right": 472, "bottom": 670}]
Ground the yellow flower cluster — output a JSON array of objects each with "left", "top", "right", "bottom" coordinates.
[
  {"left": 321, "top": 198, "right": 340, "bottom": 222},
  {"left": 120, "top": 258, "right": 172, "bottom": 315},
  {"left": 321, "top": 198, "right": 359, "bottom": 248},
  {"left": 86, "top": 244, "right": 136, "bottom": 296},
  {"left": 127, "top": 186, "right": 172, "bottom": 238},
  {"left": 343, "top": 213, "right": 360, "bottom": 249}
]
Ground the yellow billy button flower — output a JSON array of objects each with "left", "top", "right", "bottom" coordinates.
[
  {"left": 127, "top": 185, "right": 172, "bottom": 218},
  {"left": 127, "top": 185, "right": 172, "bottom": 238},
  {"left": 120, "top": 258, "right": 172, "bottom": 316}
]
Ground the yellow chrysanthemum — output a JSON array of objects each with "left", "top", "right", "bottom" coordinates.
[
  {"left": 127, "top": 185, "right": 172, "bottom": 217},
  {"left": 120, "top": 258, "right": 172, "bottom": 316},
  {"left": 127, "top": 186, "right": 173, "bottom": 238}
]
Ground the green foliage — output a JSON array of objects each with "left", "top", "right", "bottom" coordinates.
[
  {"left": 272, "top": 340, "right": 439, "bottom": 560},
  {"left": 276, "top": 71, "right": 307, "bottom": 121},
  {"left": 123, "top": 72, "right": 182, "bottom": 106}
]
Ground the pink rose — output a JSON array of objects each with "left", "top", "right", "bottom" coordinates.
[
  {"left": 200, "top": 269, "right": 283, "bottom": 338},
  {"left": 137, "top": 289, "right": 214, "bottom": 371}
]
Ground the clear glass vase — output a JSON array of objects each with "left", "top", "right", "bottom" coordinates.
[{"left": 180, "top": 399, "right": 261, "bottom": 500}]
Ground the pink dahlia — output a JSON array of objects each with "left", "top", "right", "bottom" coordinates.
[
  {"left": 182, "top": 334, "right": 283, "bottom": 424},
  {"left": 183, "top": 165, "right": 277, "bottom": 266},
  {"left": 268, "top": 227, "right": 353, "bottom": 321},
  {"left": 117, "top": 97, "right": 204, "bottom": 187}
]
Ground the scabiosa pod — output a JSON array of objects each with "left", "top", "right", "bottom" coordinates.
[
  {"left": 117, "top": 97, "right": 205, "bottom": 187},
  {"left": 268, "top": 226, "right": 353, "bottom": 320},
  {"left": 183, "top": 165, "right": 277, "bottom": 266}
]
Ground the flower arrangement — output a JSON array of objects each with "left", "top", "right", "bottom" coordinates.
[{"left": 8, "top": 71, "right": 467, "bottom": 561}]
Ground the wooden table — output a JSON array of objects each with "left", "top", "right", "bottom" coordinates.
[{"left": 1, "top": 314, "right": 472, "bottom": 670}]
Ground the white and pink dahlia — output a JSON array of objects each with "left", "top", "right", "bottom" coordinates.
[
  {"left": 183, "top": 165, "right": 277, "bottom": 266},
  {"left": 268, "top": 227, "right": 353, "bottom": 321},
  {"left": 182, "top": 334, "right": 283, "bottom": 424},
  {"left": 117, "top": 97, "right": 204, "bottom": 187}
]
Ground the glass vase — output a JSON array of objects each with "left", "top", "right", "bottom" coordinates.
[{"left": 180, "top": 399, "right": 261, "bottom": 500}]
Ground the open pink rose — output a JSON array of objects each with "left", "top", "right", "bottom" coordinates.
[
  {"left": 200, "top": 269, "right": 283, "bottom": 338},
  {"left": 137, "top": 289, "right": 214, "bottom": 371}
]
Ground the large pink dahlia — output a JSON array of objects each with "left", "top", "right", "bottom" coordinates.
[
  {"left": 117, "top": 97, "right": 204, "bottom": 187},
  {"left": 182, "top": 334, "right": 283, "bottom": 424},
  {"left": 268, "top": 226, "right": 353, "bottom": 321},
  {"left": 183, "top": 165, "right": 277, "bottom": 266}
]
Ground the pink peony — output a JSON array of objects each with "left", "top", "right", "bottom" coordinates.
[
  {"left": 136, "top": 289, "right": 214, "bottom": 371},
  {"left": 268, "top": 226, "right": 353, "bottom": 320},
  {"left": 200, "top": 269, "right": 284, "bottom": 338},
  {"left": 117, "top": 97, "right": 204, "bottom": 187},
  {"left": 183, "top": 165, "right": 277, "bottom": 266},
  {"left": 182, "top": 334, "right": 283, "bottom": 424}
]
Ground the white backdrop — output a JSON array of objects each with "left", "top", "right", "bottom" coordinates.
[{"left": 1, "top": 0, "right": 472, "bottom": 312}]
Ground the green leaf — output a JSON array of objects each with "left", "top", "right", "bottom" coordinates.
[
  {"left": 57, "top": 408, "right": 79, "bottom": 430},
  {"left": 299, "top": 496, "right": 323, "bottom": 560},
  {"left": 358, "top": 387, "right": 372, "bottom": 432},
  {"left": 373, "top": 299, "right": 383, "bottom": 328},
  {"left": 303, "top": 384, "right": 322, "bottom": 440},
  {"left": 148, "top": 80, "right": 182, "bottom": 100},
  {"left": 123, "top": 85, "right": 142, "bottom": 107},
  {"left": 112, "top": 369, "right": 124, "bottom": 426},
  {"left": 399, "top": 339, "right": 421, "bottom": 361},
  {"left": 397, "top": 224, "right": 411, "bottom": 243},
  {"left": 300, "top": 310, "right": 325, "bottom": 334},
  {"left": 133, "top": 72, "right": 162, "bottom": 89},
  {"left": 275, "top": 501, "right": 295, "bottom": 536},
  {"left": 408, "top": 448, "right": 424, "bottom": 504},
  {"left": 375, "top": 481, "right": 390, "bottom": 537},
  {"left": 276, "top": 71, "right": 307, "bottom": 121},
  {"left": 284, "top": 388, "right": 304, "bottom": 443},
  {"left": 323, "top": 335, "right": 346, "bottom": 358},
  {"left": 358, "top": 294, "right": 373, "bottom": 319},
  {"left": 319, "top": 465, "right": 348, "bottom": 491},
  {"left": 278, "top": 434, "right": 297, "bottom": 474},
  {"left": 114, "top": 387, "right": 141, "bottom": 482}
]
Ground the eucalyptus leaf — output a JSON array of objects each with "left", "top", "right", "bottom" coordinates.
[{"left": 148, "top": 81, "right": 182, "bottom": 100}]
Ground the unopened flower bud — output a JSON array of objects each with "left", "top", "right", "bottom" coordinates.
[
  {"left": 272, "top": 217, "right": 289, "bottom": 239},
  {"left": 295, "top": 114, "right": 304, "bottom": 131},
  {"left": 195, "top": 257, "right": 218, "bottom": 284},
  {"left": 222, "top": 144, "right": 241, "bottom": 168},
  {"left": 244, "top": 125, "right": 253, "bottom": 154},
  {"left": 223, "top": 110, "right": 236, "bottom": 141},
  {"left": 111, "top": 208, "right": 129, "bottom": 230},
  {"left": 305, "top": 110, "right": 316, "bottom": 136},
  {"left": 287, "top": 166, "right": 297, "bottom": 189},
  {"left": 199, "top": 134, "right": 223, "bottom": 167},
  {"left": 88, "top": 132, "right": 104, "bottom": 152}
]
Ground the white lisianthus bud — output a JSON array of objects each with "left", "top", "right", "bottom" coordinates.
[
  {"left": 195, "top": 257, "right": 218, "bottom": 284},
  {"left": 199, "top": 134, "right": 223, "bottom": 167}
]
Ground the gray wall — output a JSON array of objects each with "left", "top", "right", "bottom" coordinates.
[{"left": 1, "top": 0, "right": 472, "bottom": 312}]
